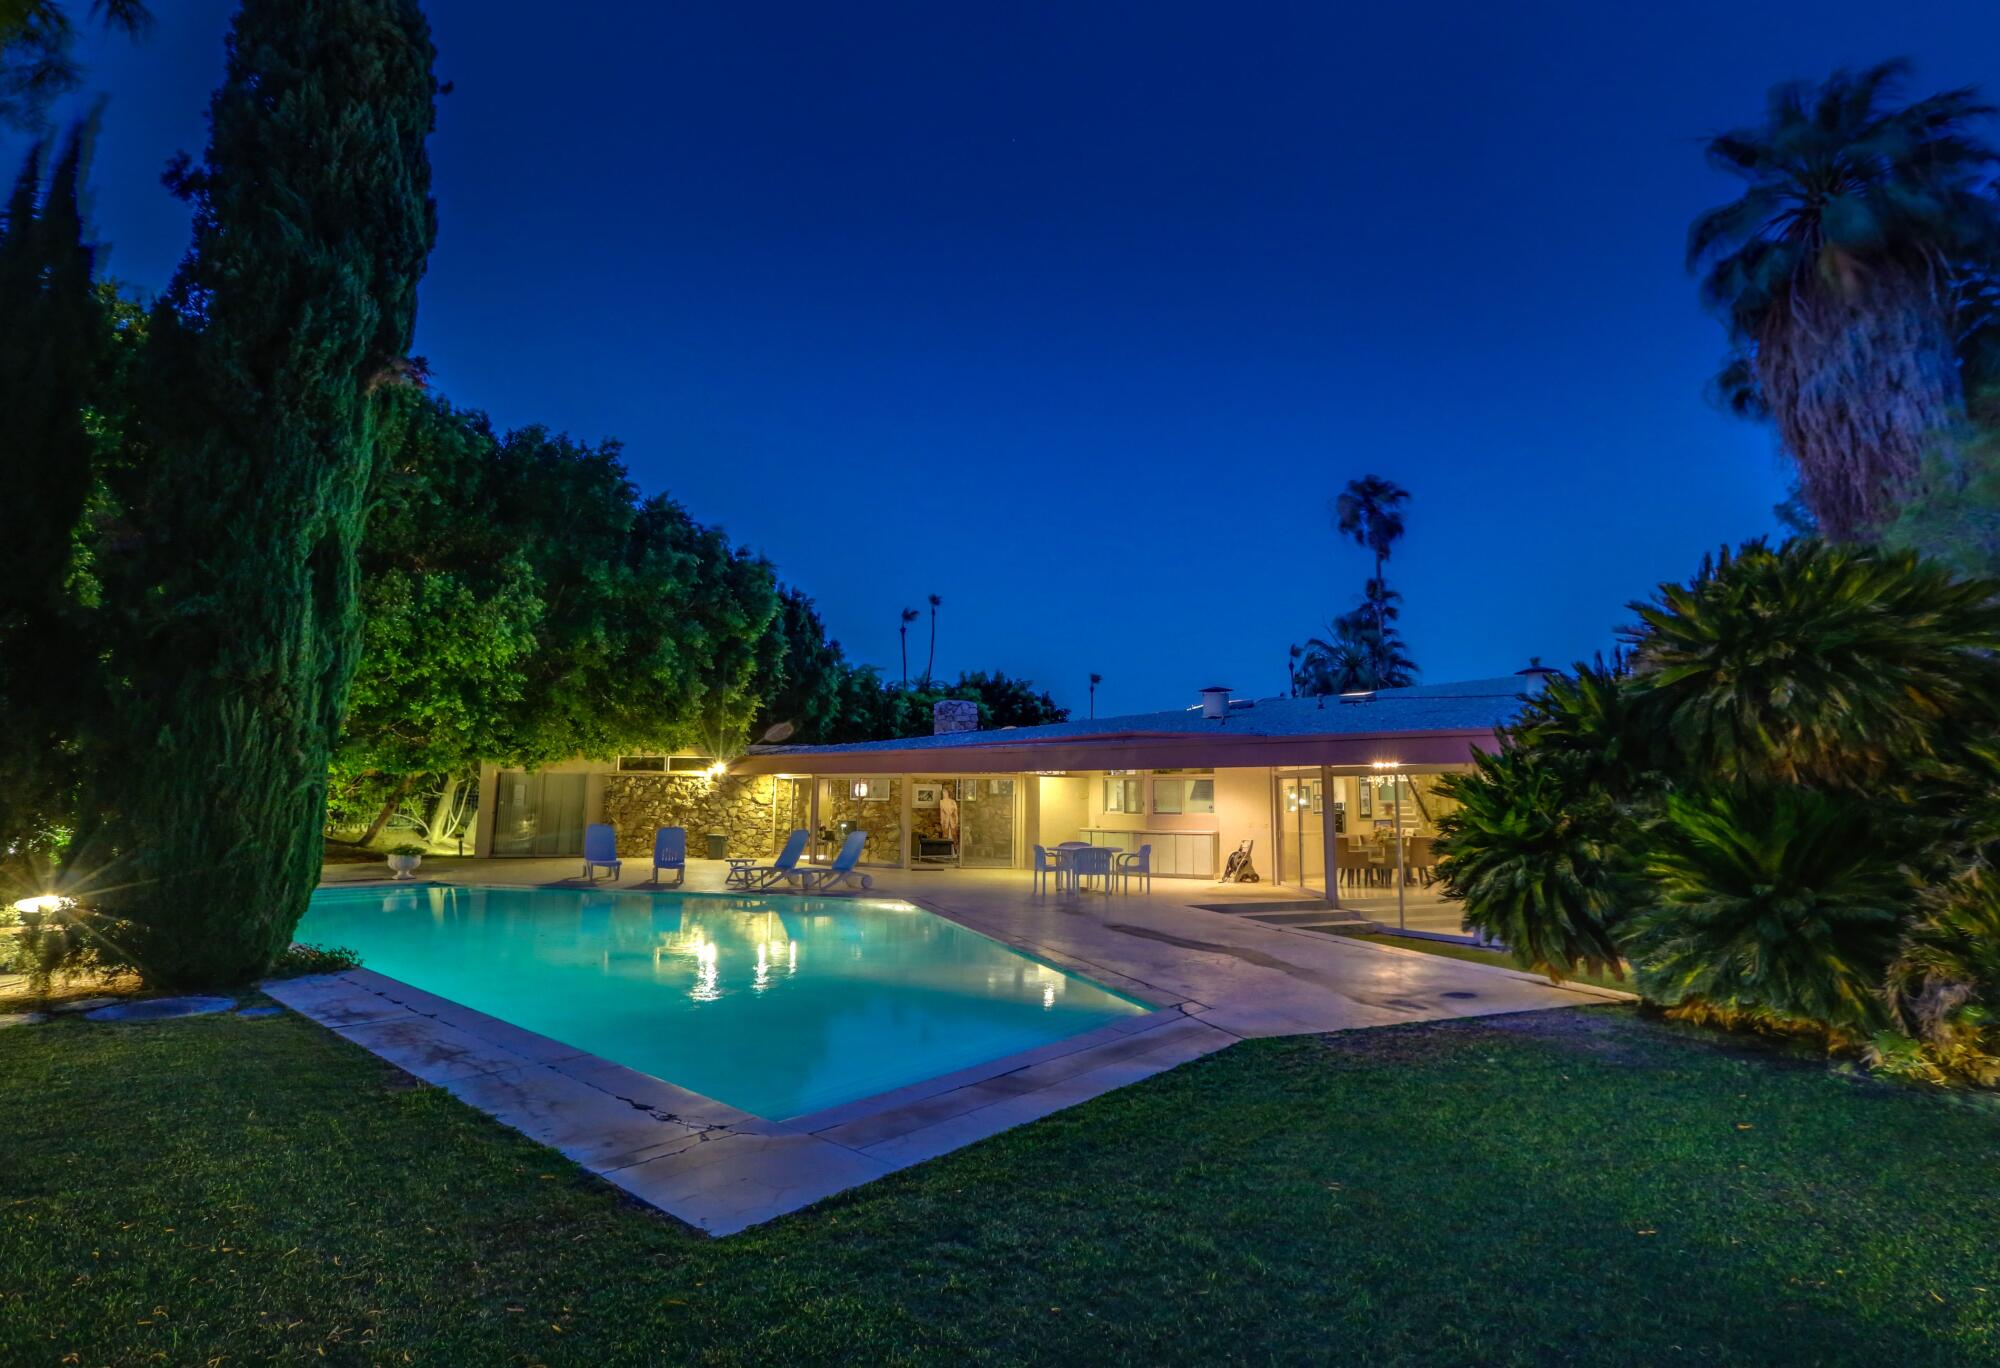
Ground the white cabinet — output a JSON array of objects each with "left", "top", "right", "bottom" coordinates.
[{"left": 1079, "top": 829, "right": 1217, "bottom": 878}]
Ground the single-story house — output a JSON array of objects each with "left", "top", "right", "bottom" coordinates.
[{"left": 472, "top": 670, "right": 1550, "bottom": 931}]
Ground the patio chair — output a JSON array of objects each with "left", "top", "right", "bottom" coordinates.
[
  {"left": 1115, "top": 843, "right": 1152, "bottom": 895},
  {"left": 651, "top": 826, "right": 686, "bottom": 886},
  {"left": 1072, "top": 845, "right": 1115, "bottom": 895},
  {"left": 580, "top": 823, "right": 622, "bottom": 882},
  {"left": 743, "top": 828, "right": 810, "bottom": 890},
  {"left": 1030, "top": 844, "right": 1064, "bottom": 896},
  {"left": 796, "top": 830, "right": 874, "bottom": 893}
]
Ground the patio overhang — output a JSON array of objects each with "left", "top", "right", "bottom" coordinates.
[{"left": 732, "top": 727, "right": 1500, "bottom": 777}]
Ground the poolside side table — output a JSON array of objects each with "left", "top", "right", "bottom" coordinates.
[{"left": 724, "top": 858, "right": 757, "bottom": 888}]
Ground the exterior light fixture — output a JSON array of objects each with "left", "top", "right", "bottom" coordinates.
[
  {"left": 706, "top": 760, "right": 728, "bottom": 780},
  {"left": 1369, "top": 760, "right": 1401, "bottom": 770}
]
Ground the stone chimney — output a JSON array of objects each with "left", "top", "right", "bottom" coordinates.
[{"left": 933, "top": 699, "right": 980, "bottom": 735}]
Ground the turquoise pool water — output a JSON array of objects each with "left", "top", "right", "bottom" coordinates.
[{"left": 297, "top": 884, "right": 1150, "bottom": 1119}]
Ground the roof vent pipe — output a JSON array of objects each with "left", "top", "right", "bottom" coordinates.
[{"left": 1198, "top": 686, "right": 1231, "bottom": 720}]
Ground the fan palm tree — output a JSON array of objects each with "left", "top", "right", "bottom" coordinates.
[
  {"left": 1687, "top": 60, "right": 2000, "bottom": 540},
  {"left": 1332, "top": 476, "right": 1410, "bottom": 634},
  {"left": 898, "top": 606, "right": 918, "bottom": 686},
  {"left": 1298, "top": 615, "right": 1415, "bottom": 694},
  {"left": 922, "top": 592, "right": 941, "bottom": 687}
]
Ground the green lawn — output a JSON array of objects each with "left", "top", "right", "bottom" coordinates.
[{"left": 4, "top": 1007, "right": 1995, "bottom": 1365}]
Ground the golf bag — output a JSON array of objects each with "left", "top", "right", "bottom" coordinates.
[{"left": 1219, "top": 839, "right": 1260, "bottom": 883}]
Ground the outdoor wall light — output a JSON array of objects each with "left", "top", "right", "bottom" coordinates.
[{"left": 1369, "top": 760, "right": 1402, "bottom": 770}]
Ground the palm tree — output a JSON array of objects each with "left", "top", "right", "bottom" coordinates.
[
  {"left": 898, "top": 606, "right": 919, "bottom": 686},
  {"left": 1287, "top": 643, "right": 1302, "bottom": 696},
  {"left": 1332, "top": 476, "right": 1410, "bottom": 635},
  {"left": 1297, "top": 615, "right": 1415, "bottom": 695},
  {"left": 1088, "top": 672, "right": 1102, "bottom": 719},
  {"left": 922, "top": 593, "right": 941, "bottom": 687},
  {"left": 1687, "top": 60, "right": 2000, "bottom": 540}
]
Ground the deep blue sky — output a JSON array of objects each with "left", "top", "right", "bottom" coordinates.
[{"left": 20, "top": 2, "right": 2000, "bottom": 716}]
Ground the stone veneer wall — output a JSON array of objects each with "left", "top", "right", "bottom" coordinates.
[
  {"left": 600, "top": 774, "right": 778, "bottom": 859},
  {"left": 818, "top": 779, "right": 903, "bottom": 864}
]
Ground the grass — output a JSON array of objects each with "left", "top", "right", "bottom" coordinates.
[
  {"left": 1339, "top": 927, "right": 1634, "bottom": 993},
  {"left": 3, "top": 1007, "right": 1996, "bottom": 1365}
]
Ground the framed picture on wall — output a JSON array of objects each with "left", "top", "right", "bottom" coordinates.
[
  {"left": 913, "top": 783, "right": 943, "bottom": 808},
  {"left": 1357, "top": 783, "right": 1373, "bottom": 818}
]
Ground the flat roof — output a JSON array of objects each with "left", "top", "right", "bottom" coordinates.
[{"left": 736, "top": 676, "right": 1540, "bottom": 776}]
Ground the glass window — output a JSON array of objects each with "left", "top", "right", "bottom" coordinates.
[
  {"left": 1103, "top": 776, "right": 1143, "bottom": 813},
  {"left": 668, "top": 756, "right": 713, "bottom": 773},
  {"left": 615, "top": 755, "right": 667, "bottom": 772},
  {"left": 1153, "top": 777, "right": 1215, "bottom": 815}
]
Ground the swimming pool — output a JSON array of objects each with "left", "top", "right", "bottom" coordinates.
[{"left": 297, "top": 884, "right": 1151, "bottom": 1119}]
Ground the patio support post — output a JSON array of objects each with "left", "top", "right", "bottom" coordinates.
[
  {"left": 1319, "top": 765, "right": 1340, "bottom": 908},
  {"left": 1394, "top": 775, "right": 1406, "bottom": 930},
  {"left": 900, "top": 774, "right": 914, "bottom": 869}
]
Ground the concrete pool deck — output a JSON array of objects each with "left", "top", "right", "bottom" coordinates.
[{"left": 290, "top": 858, "right": 1627, "bottom": 1235}]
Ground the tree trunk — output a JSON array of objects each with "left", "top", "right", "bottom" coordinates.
[
  {"left": 427, "top": 773, "right": 462, "bottom": 841},
  {"left": 1758, "top": 263, "right": 1964, "bottom": 542},
  {"left": 355, "top": 774, "right": 418, "bottom": 848}
]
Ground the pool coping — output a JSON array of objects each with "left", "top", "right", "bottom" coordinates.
[{"left": 266, "top": 892, "right": 1239, "bottom": 1236}]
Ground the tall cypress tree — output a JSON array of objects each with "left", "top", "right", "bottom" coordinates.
[
  {"left": 0, "top": 122, "right": 103, "bottom": 892},
  {"left": 86, "top": 0, "right": 437, "bottom": 986}
]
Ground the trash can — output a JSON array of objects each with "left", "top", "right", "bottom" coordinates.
[{"left": 705, "top": 832, "right": 729, "bottom": 861}]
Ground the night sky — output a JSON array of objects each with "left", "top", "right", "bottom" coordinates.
[{"left": 18, "top": 2, "right": 1999, "bottom": 716}]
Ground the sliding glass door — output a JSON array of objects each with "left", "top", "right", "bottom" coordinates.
[{"left": 490, "top": 769, "right": 587, "bottom": 857}]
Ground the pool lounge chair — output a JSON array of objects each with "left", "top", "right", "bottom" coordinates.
[
  {"left": 581, "top": 823, "right": 622, "bottom": 882},
  {"left": 651, "top": 826, "right": 686, "bottom": 886},
  {"left": 796, "top": 830, "right": 874, "bottom": 893},
  {"left": 743, "top": 829, "right": 810, "bottom": 890}
]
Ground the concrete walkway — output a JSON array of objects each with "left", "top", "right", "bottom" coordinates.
[{"left": 295, "top": 857, "right": 1623, "bottom": 1234}]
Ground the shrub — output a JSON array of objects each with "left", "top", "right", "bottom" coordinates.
[
  {"left": 1873, "top": 865, "right": 2000, "bottom": 1087},
  {"left": 269, "top": 942, "right": 362, "bottom": 977},
  {"left": 1628, "top": 787, "right": 1908, "bottom": 1042},
  {"left": 1624, "top": 540, "right": 2000, "bottom": 788},
  {"left": 1434, "top": 747, "right": 1632, "bottom": 983}
]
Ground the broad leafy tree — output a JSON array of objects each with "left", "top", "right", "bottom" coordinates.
[
  {"left": 82, "top": 0, "right": 438, "bottom": 987},
  {"left": 332, "top": 397, "right": 781, "bottom": 842},
  {"left": 1688, "top": 61, "right": 2000, "bottom": 540}
]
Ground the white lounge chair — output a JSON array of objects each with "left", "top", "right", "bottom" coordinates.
[
  {"left": 651, "top": 826, "right": 686, "bottom": 886},
  {"left": 581, "top": 823, "right": 622, "bottom": 882},
  {"left": 797, "top": 830, "right": 874, "bottom": 892},
  {"left": 743, "top": 829, "right": 809, "bottom": 890}
]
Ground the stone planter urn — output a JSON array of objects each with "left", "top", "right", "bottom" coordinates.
[{"left": 386, "top": 850, "right": 424, "bottom": 880}]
